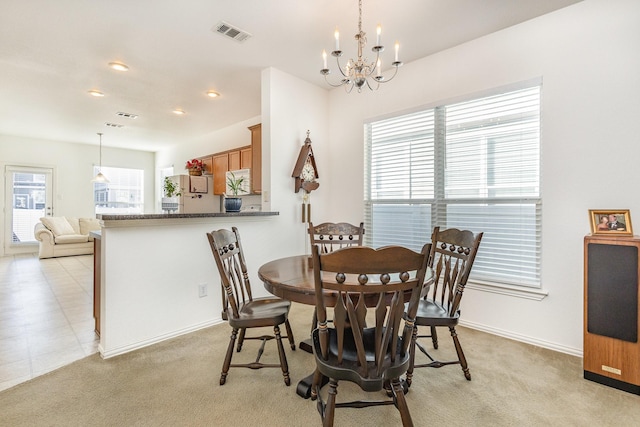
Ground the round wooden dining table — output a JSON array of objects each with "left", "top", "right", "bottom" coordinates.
[
  {"left": 259, "top": 255, "right": 317, "bottom": 305},
  {"left": 258, "top": 254, "right": 432, "bottom": 398}
]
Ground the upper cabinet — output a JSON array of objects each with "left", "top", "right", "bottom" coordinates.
[
  {"left": 198, "top": 123, "right": 262, "bottom": 195},
  {"left": 211, "top": 145, "right": 252, "bottom": 195},
  {"left": 212, "top": 153, "right": 229, "bottom": 195},
  {"left": 248, "top": 124, "right": 262, "bottom": 194},
  {"left": 201, "top": 156, "right": 213, "bottom": 175}
]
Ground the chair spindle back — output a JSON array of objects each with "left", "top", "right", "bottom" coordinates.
[
  {"left": 427, "top": 227, "right": 483, "bottom": 317},
  {"left": 207, "top": 227, "right": 253, "bottom": 319},
  {"left": 312, "top": 244, "right": 429, "bottom": 377},
  {"left": 308, "top": 222, "right": 364, "bottom": 254}
]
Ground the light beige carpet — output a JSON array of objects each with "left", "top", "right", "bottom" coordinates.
[{"left": 1, "top": 303, "right": 639, "bottom": 426}]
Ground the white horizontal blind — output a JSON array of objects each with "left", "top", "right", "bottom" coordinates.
[
  {"left": 364, "top": 111, "right": 435, "bottom": 250},
  {"left": 365, "top": 85, "right": 541, "bottom": 287},
  {"left": 93, "top": 166, "right": 145, "bottom": 214}
]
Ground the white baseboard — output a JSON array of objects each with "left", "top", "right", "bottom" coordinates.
[
  {"left": 459, "top": 319, "right": 583, "bottom": 358},
  {"left": 99, "top": 319, "right": 224, "bottom": 359}
]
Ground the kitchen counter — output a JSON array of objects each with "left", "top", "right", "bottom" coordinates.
[
  {"left": 97, "top": 211, "right": 277, "bottom": 220},
  {"left": 94, "top": 210, "right": 280, "bottom": 358},
  {"left": 96, "top": 211, "right": 278, "bottom": 228}
]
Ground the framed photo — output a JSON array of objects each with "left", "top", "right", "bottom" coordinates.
[{"left": 589, "top": 209, "right": 633, "bottom": 235}]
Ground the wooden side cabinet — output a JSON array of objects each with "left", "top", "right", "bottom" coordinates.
[{"left": 584, "top": 234, "right": 640, "bottom": 394}]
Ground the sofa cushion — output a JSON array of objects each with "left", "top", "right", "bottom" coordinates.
[
  {"left": 79, "top": 218, "right": 100, "bottom": 235},
  {"left": 54, "top": 234, "right": 89, "bottom": 244},
  {"left": 65, "top": 217, "right": 81, "bottom": 234},
  {"left": 40, "top": 217, "right": 75, "bottom": 236}
]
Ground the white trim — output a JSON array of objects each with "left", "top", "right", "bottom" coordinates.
[
  {"left": 364, "top": 76, "right": 543, "bottom": 125},
  {"left": 466, "top": 279, "right": 549, "bottom": 301},
  {"left": 460, "top": 319, "right": 582, "bottom": 357},
  {"left": 99, "top": 318, "right": 223, "bottom": 359}
]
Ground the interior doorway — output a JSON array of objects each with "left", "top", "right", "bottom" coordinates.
[{"left": 4, "top": 165, "right": 54, "bottom": 254}]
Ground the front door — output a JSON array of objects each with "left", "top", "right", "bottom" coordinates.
[{"left": 4, "top": 165, "right": 54, "bottom": 254}]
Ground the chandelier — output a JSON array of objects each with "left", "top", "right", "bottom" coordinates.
[{"left": 320, "top": 0, "right": 402, "bottom": 93}]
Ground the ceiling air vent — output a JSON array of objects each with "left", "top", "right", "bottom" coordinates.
[
  {"left": 116, "top": 112, "right": 138, "bottom": 119},
  {"left": 104, "top": 122, "right": 124, "bottom": 128},
  {"left": 213, "top": 21, "right": 252, "bottom": 43}
]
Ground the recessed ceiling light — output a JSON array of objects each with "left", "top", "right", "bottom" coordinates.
[
  {"left": 206, "top": 90, "right": 220, "bottom": 98},
  {"left": 88, "top": 90, "right": 104, "bottom": 97},
  {"left": 173, "top": 109, "right": 186, "bottom": 115},
  {"left": 108, "top": 61, "right": 129, "bottom": 71}
]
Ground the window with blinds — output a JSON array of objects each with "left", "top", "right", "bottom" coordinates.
[
  {"left": 93, "top": 166, "right": 145, "bottom": 214},
  {"left": 364, "top": 84, "right": 541, "bottom": 288}
]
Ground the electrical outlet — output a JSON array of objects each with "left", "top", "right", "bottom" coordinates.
[{"left": 198, "top": 283, "right": 207, "bottom": 298}]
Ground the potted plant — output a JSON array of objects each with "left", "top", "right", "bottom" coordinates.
[
  {"left": 224, "top": 171, "right": 246, "bottom": 212},
  {"left": 161, "top": 176, "right": 182, "bottom": 212}
]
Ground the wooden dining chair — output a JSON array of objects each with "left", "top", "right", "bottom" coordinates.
[
  {"left": 405, "top": 226, "right": 483, "bottom": 385},
  {"left": 308, "top": 222, "right": 364, "bottom": 254},
  {"left": 307, "top": 222, "right": 365, "bottom": 332},
  {"left": 310, "top": 244, "right": 429, "bottom": 427},
  {"left": 206, "top": 227, "right": 295, "bottom": 386}
]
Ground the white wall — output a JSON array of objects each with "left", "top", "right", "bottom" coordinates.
[
  {"left": 0, "top": 134, "right": 155, "bottom": 256},
  {"left": 320, "top": 0, "right": 640, "bottom": 355},
  {"left": 152, "top": 68, "right": 329, "bottom": 292},
  {"left": 8, "top": 0, "right": 634, "bottom": 356}
]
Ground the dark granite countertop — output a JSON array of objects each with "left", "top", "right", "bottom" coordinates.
[{"left": 97, "top": 211, "right": 279, "bottom": 221}]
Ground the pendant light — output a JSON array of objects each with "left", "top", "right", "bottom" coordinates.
[{"left": 92, "top": 132, "right": 110, "bottom": 183}]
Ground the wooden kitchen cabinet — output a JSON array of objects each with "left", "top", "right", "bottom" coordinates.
[
  {"left": 199, "top": 156, "right": 213, "bottom": 175},
  {"left": 248, "top": 123, "right": 262, "bottom": 194},
  {"left": 241, "top": 147, "right": 252, "bottom": 170},
  {"left": 228, "top": 150, "right": 241, "bottom": 171},
  {"left": 212, "top": 146, "right": 251, "bottom": 195},
  {"left": 202, "top": 124, "right": 261, "bottom": 195},
  {"left": 212, "top": 153, "right": 229, "bottom": 195}
]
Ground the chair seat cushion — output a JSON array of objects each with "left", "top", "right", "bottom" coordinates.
[
  {"left": 312, "top": 327, "right": 410, "bottom": 392},
  {"left": 227, "top": 297, "right": 290, "bottom": 328},
  {"left": 411, "top": 299, "right": 460, "bottom": 327}
]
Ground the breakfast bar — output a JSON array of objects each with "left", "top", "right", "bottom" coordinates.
[{"left": 94, "top": 212, "right": 279, "bottom": 359}]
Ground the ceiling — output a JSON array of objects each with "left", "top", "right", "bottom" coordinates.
[{"left": 0, "top": 0, "right": 581, "bottom": 152}]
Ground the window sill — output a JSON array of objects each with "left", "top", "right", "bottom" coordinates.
[{"left": 465, "top": 279, "right": 548, "bottom": 301}]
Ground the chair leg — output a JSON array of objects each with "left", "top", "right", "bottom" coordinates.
[
  {"left": 236, "top": 328, "right": 246, "bottom": 352},
  {"left": 405, "top": 325, "right": 418, "bottom": 387},
  {"left": 450, "top": 326, "right": 471, "bottom": 380},
  {"left": 323, "top": 379, "right": 338, "bottom": 427},
  {"left": 274, "top": 325, "right": 291, "bottom": 386},
  {"left": 284, "top": 319, "right": 296, "bottom": 350},
  {"left": 310, "top": 368, "right": 324, "bottom": 401},
  {"left": 430, "top": 325, "right": 438, "bottom": 349},
  {"left": 220, "top": 328, "right": 238, "bottom": 385},
  {"left": 390, "top": 378, "right": 414, "bottom": 427}
]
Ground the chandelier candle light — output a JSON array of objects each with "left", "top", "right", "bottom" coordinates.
[{"left": 321, "top": 0, "right": 402, "bottom": 93}]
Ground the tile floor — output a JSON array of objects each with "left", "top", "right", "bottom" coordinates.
[{"left": 0, "top": 253, "right": 98, "bottom": 392}]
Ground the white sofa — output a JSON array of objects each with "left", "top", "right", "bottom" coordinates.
[{"left": 34, "top": 216, "right": 101, "bottom": 259}]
